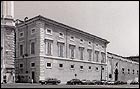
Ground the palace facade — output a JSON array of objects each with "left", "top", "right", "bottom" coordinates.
[{"left": 15, "top": 15, "right": 109, "bottom": 83}]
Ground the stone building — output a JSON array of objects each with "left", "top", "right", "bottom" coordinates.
[
  {"left": 107, "top": 52, "right": 139, "bottom": 82},
  {"left": 1, "top": 1, "right": 15, "bottom": 83},
  {"left": 15, "top": 15, "right": 109, "bottom": 83}
]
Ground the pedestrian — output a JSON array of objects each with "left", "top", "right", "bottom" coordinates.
[{"left": 31, "top": 79, "right": 33, "bottom": 84}]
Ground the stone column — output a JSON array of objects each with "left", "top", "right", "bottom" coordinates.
[{"left": 1, "top": 1, "right": 14, "bottom": 19}]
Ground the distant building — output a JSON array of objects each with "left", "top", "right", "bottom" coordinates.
[
  {"left": 1, "top": 1, "right": 15, "bottom": 83},
  {"left": 107, "top": 52, "right": 139, "bottom": 82},
  {"left": 124, "top": 56, "right": 139, "bottom": 63},
  {"left": 15, "top": 15, "right": 109, "bottom": 83}
]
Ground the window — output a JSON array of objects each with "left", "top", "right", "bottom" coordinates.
[
  {"left": 80, "top": 39, "right": 84, "bottom": 44},
  {"left": 89, "top": 66, "right": 91, "bottom": 69},
  {"left": 58, "top": 43, "right": 64, "bottom": 57},
  {"left": 59, "top": 64, "right": 63, "bottom": 68},
  {"left": 19, "top": 32, "right": 24, "bottom": 38},
  {"left": 137, "top": 70, "right": 139, "bottom": 74},
  {"left": 79, "top": 47, "right": 84, "bottom": 60},
  {"left": 122, "top": 68, "right": 125, "bottom": 74},
  {"left": 102, "top": 67, "right": 104, "bottom": 70},
  {"left": 69, "top": 45, "right": 75, "bottom": 59},
  {"left": 46, "top": 28, "right": 52, "bottom": 34},
  {"left": 102, "top": 45, "right": 105, "bottom": 48},
  {"left": 128, "top": 69, "right": 130, "bottom": 74},
  {"left": 59, "top": 32, "right": 64, "bottom": 38},
  {"left": 95, "top": 51, "right": 99, "bottom": 62},
  {"left": 31, "top": 28, "right": 36, "bottom": 34},
  {"left": 109, "top": 74, "right": 112, "bottom": 78},
  {"left": 87, "top": 49, "right": 92, "bottom": 61},
  {"left": 88, "top": 42, "right": 92, "bottom": 45},
  {"left": 96, "top": 67, "right": 98, "bottom": 71},
  {"left": 19, "top": 64, "right": 23, "bottom": 68},
  {"left": 96, "top": 44, "right": 98, "bottom": 46},
  {"left": 80, "top": 66, "right": 83, "bottom": 70},
  {"left": 133, "top": 70, "right": 135, "bottom": 74},
  {"left": 71, "top": 65, "right": 74, "bottom": 69},
  {"left": 31, "top": 63, "right": 35, "bottom": 67},
  {"left": 19, "top": 44, "right": 24, "bottom": 56},
  {"left": 46, "top": 40, "right": 53, "bottom": 56},
  {"left": 46, "top": 62, "right": 52, "bottom": 68},
  {"left": 70, "top": 36, "right": 75, "bottom": 41},
  {"left": 31, "top": 42, "right": 35, "bottom": 54},
  {"left": 101, "top": 52, "right": 106, "bottom": 63}
]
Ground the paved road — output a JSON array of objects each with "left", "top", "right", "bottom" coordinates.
[{"left": 1, "top": 83, "right": 139, "bottom": 88}]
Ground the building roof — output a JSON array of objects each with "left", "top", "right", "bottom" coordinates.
[
  {"left": 107, "top": 52, "right": 139, "bottom": 64},
  {"left": 16, "top": 15, "right": 110, "bottom": 44}
]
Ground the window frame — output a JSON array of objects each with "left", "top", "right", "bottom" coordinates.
[
  {"left": 31, "top": 28, "right": 36, "bottom": 35},
  {"left": 19, "top": 44, "right": 24, "bottom": 56},
  {"left": 46, "top": 28, "right": 52, "bottom": 35},
  {"left": 46, "top": 62, "right": 52, "bottom": 69},
  {"left": 19, "top": 31, "right": 24, "bottom": 38},
  {"left": 31, "top": 62, "right": 35, "bottom": 68},
  {"left": 30, "top": 41, "right": 35, "bottom": 55}
]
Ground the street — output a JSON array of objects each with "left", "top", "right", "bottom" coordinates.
[{"left": 1, "top": 83, "right": 139, "bottom": 88}]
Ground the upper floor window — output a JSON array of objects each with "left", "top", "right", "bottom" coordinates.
[
  {"left": 58, "top": 42, "right": 64, "bottom": 57},
  {"left": 19, "top": 32, "right": 24, "bottom": 38},
  {"left": 31, "top": 28, "right": 36, "bottom": 35},
  {"left": 128, "top": 69, "right": 130, "bottom": 74},
  {"left": 88, "top": 41, "right": 92, "bottom": 45},
  {"left": 69, "top": 45, "right": 75, "bottom": 59},
  {"left": 89, "top": 66, "right": 91, "bottom": 70},
  {"left": 19, "top": 63, "right": 23, "bottom": 68},
  {"left": 30, "top": 42, "right": 35, "bottom": 55},
  {"left": 102, "top": 45, "right": 105, "bottom": 48},
  {"left": 80, "top": 39, "right": 84, "bottom": 44},
  {"left": 59, "top": 32, "right": 64, "bottom": 38},
  {"left": 45, "top": 40, "right": 53, "bottom": 56},
  {"left": 80, "top": 66, "right": 83, "bottom": 70},
  {"left": 133, "top": 70, "right": 135, "bottom": 74},
  {"left": 70, "top": 36, "right": 75, "bottom": 41},
  {"left": 19, "top": 44, "right": 24, "bottom": 56},
  {"left": 95, "top": 51, "right": 99, "bottom": 62},
  {"left": 46, "top": 28, "right": 52, "bottom": 35},
  {"left": 101, "top": 52, "right": 106, "bottom": 63},
  {"left": 137, "top": 70, "right": 139, "bottom": 74},
  {"left": 79, "top": 47, "right": 84, "bottom": 60},
  {"left": 87, "top": 49, "right": 92, "bottom": 61},
  {"left": 122, "top": 68, "right": 125, "bottom": 74}
]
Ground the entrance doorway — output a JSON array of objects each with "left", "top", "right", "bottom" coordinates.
[
  {"left": 114, "top": 69, "right": 118, "bottom": 81},
  {"left": 31, "top": 71, "right": 35, "bottom": 83}
]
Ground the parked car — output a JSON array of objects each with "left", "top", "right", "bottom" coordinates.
[
  {"left": 66, "top": 79, "right": 83, "bottom": 85},
  {"left": 39, "top": 80, "right": 46, "bottom": 85},
  {"left": 113, "top": 81, "right": 127, "bottom": 85},
  {"left": 39, "top": 78, "right": 61, "bottom": 85},
  {"left": 92, "top": 80, "right": 103, "bottom": 85},
  {"left": 81, "top": 79, "right": 93, "bottom": 85},
  {"left": 92, "top": 80, "right": 98, "bottom": 85},
  {"left": 101, "top": 80, "right": 107, "bottom": 85},
  {"left": 130, "top": 81, "right": 139, "bottom": 85},
  {"left": 106, "top": 81, "right": 115, "bottom": 85}
]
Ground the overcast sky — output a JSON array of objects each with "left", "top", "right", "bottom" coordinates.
[{"left": 14, "top": 1, "right": 139, "bottom": 57}]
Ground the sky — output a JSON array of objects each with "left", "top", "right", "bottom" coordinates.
[{"left": 14, "top": 1, "right": 139, "bottom": 57}]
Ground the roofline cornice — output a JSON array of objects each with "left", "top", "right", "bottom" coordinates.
[{"left": 16, "top": 15, "right": 110, "bottom": 44}]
